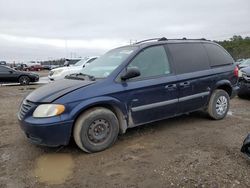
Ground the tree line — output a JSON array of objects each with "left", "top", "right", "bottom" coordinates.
[{"left": 216, "top": 35, "right": 250, "bottom": 60}]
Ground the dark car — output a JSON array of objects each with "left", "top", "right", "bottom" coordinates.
[
  {"left": 0, "top": 65, "right": 39, "bottom": 85},
  {"left": 238, "top": 58, "right": 250, "bottom": 69},
  {"left": 241, "top": 134, "right": 250, "bottom": 158},
  {"left": 18, "top": 38, "right": 239, "bottom": 153},
  {"left": 238, "top": 66, "right": 250, "bottom": 98}
]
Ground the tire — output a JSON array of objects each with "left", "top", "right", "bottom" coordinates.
[
  {"left": 207, "top": 89, "right": 230, "bottom": 120},
  {"left": 73, "top": 107, "right": 119, "bottom": 153},
  {"left": 19, "top": 76, "right": 30, "bottom": 85}
]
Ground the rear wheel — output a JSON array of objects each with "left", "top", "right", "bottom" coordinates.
[
  {"left": 19, "top": 76, "right": 30, "bottom": 85},
  {"left": 73, "top": 107, "right": 119, "bottom": 153},
  {"left": 207, "top": 89, "right": 230, "bottom": 120}
]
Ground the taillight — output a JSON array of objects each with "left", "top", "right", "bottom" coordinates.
[{"left": 234, "top": 66, "right": 239, "bottom": 77}]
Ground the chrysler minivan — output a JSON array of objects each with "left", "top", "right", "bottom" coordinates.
[{"left": 18, "top": 38, "right": 239, "bottom": 153}]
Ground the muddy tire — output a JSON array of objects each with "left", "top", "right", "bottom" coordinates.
[
  {"left": 207, "top": 89, "right": 230, "bottom": 120},
  {"left": 19, "top": 76, "right": 30, "bottom": 85},
  {"left": 73, "top": 107, "right": 119, "bottom": 153}
]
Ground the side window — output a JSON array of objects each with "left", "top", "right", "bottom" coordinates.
[
  {"left": 86, "top": 58, "right": 97, "bottom": 64},
  {"left": 203, "top": 43, "right": 234, "bottom": 67},
  {"left": 128, "top": 45, "right": 170, "bottom": 79},
  {"left": 0, "top": 66, "right": 10, "bottom": 72},
  {"left": 167, "top": 43, "right": 210, "bottom": 74}
]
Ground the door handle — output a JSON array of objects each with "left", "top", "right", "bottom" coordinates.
[
  {"left": 180, "top": 81, "right": 190, "bottom": 87},
  {"left": 165, "top": 84, "right": 177, "bottom": 90}
]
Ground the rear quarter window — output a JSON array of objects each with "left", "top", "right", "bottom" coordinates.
[
  {"left": 167, "top": 43, "right": 210, "bottom": 74},
  {"left": 203, "top": 43, "right": 234, "bottom": 67}
]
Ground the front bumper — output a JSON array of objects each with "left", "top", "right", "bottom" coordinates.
[
  {"left": 18, "top": 118, "right": 74, "bottom": 147},
  {"left": 48, "top": 74, "right": 64, "bottom": 81},
  {"left": 30, "top": 76, "right": 39, "bottom": 82}
]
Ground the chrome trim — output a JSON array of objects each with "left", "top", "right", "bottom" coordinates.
[
  {"left": 131, "top": 99, "right": 178, "bottom": 112},
  {"left": 179, "top": 91, "right": 210, "bottom": 102},
  {"left": 131, "top": 91, "right": 210, "bottom": 112}
]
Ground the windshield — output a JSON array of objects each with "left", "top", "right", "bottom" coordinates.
[
  {"left": 73, "top": 57, "right": 90, "bottom": 66},
  {"left": 80, "top": 46, "right": 137, "bottom": 78},
  {"left": 241, "top": 59, "right": 250, "bottom": 66}
]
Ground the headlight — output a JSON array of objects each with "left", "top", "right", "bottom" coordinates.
[
  {"left": 53, "top": 69, "right": 64, "bottom": 75},
  {"left": 33, "top": 104, "right": 65, "bottom": 118}
]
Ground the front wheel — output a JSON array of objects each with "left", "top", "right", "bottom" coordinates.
[
  {"left": 207, "top": 89, "right": 230, "bottom": 120},
  {"left": 73, "top": 107, "right": 119, "bottom": 153},
  {"left": 19, "top": 76, "right": 30, "bottom": 85}
]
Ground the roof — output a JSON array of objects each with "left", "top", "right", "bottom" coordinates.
[{"left": 131, "top": 37, "right": 213, "bottom": 48}]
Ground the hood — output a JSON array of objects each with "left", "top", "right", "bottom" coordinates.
[
  {"left": 51, "top": 66, "right": 81, "bottom": 72},
  {"left": 51, "top": 67, "right": 67, "bottom": 72},
  {"left": 26, "top": 79, "right": 94, "bottom": 103},
  {"left": 16, "top": 71, "right": 38, "bottom": 77}
]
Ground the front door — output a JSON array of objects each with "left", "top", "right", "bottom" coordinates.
[
  {"left": 121, "top": 45, "right": 179, "bottom": 126},
  {"left": 0, "top": 66, "right": 13, "bottom": 83}
]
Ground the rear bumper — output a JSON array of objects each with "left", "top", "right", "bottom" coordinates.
[
  {"left": 18, "top": 118, "right": 73, "bottom": 147},
  {"left": 231, "top": 85, "right": 240, "bottom": 98}
]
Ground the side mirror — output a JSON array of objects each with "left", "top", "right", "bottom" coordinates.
[
  {"left": 64, "top": 61, "right": 69, "bottom": 67},
  {"left": 9, "top": 70, "right": 14, "bottom": 74},
  {"left": 121, "top": 67, "right": 140, "bottom": 81}
]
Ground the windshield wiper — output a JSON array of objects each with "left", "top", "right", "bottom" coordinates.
[
  {"left": 78, "top": 73, "right": 96, "bottom": 81},
  {"left": 65, "top": 73, "right": 95, "bottom": 81}
]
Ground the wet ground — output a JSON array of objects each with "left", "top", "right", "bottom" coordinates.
[{"left": 0, "top": 84, "right": 250, "bottom": 188}]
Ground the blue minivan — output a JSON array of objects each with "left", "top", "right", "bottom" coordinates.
[{"left": 18, "top": 38, "right": 239, "bottom": 153}]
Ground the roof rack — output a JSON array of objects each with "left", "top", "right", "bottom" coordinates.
[
  {"left": 135, "top": 37, "right": 208, "bottom": 45},
  {"left": 168, "top": 38, "right": 208, "bottom": 41},
  {"left": 135, "top": 38, "right": 165, "bottom": 44}
]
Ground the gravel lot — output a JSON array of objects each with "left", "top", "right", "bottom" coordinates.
[{"left": 0, "top": 84, "right": 250, "bottom": 188}]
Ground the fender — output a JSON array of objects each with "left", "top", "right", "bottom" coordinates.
[
  {"left": 214, "top": 79, "right": 232, "bottom": 89},
  {"left": 70, "top": 96, "right": 128, "bottom": 133},
  {"left": 213, "top": 79, "right": 233, "bottom": 97}
]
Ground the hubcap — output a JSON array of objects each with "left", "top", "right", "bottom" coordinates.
[
  {"left": 87, "top": 119, "right": 110, "bottom": 144},
  {"left": 215, "top": 96, "right": 228, "bottom": 116},
  {"left": 20, "top": 77, "right": 28, "bottom": 84}
]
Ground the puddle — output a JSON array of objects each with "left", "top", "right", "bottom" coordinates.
[{"left": 34, "top": 153, "right": 74, "bottom": 185}]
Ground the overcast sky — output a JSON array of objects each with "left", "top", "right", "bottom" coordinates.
[{"left": 0, "top": 0, "right": 250, "bottom": 62}]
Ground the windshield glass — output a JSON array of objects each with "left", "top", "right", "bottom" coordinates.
[
  {"left": 80, "top": 46, "right": 137, "bottom": 78},
  {"left": 241, "top": 59, "right": 250, "bottom": 66},
  {"left": 73, "top": 57, "right": 90, "bottom": 66}
]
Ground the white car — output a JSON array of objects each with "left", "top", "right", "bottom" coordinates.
[{"left": 48, "top": 56, "right": 98, "bottom": 81}]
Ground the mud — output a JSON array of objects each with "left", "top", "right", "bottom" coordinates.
[
  {"left": 34, "top": 153, "right": 74, "bottom": 185},
  {"left": 0, "top": 85, "right": 250, "bottom": 188}
]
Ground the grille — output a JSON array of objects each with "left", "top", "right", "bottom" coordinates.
[
  {"left": 49, "top": 71, "right": 54, "bottom": 76},
  {"left": 19, "top": 100, "right": 35, "bottom": 120}
]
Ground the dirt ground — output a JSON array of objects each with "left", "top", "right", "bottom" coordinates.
[{"left": 0, "top": 84, "right": 250, "bottom": 188}]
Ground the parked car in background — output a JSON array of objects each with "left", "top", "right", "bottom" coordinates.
[
  {"left": 238, "top": 66, "right": 250, "bottom": 98},
  {"left": 48, "top": 56, "right": 98, "bottom": 81},
  {"left": 241, "top": 134, "right": 250, "bottom": 159},
  {"left": 238, "top": 58, "right": 250, "bottom": 69},
  {"left": 0, "top": 61, "right": 7, "bottom": 65},
  {"left": 18, "top": 38, "right": 238, "bottom": 153},
  {"left": 23, "top": 64, "right": 43, "bottom": 71},
  {"left": 0, "top": 65, "right": 39, "bottom": 85}
]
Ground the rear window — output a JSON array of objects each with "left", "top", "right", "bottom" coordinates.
[
  {"left": 167, "top": 43, "right": 210, "bottom": 74},
  {"left": 203, "top": 43, "right": 234, "bottom": 67}
]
